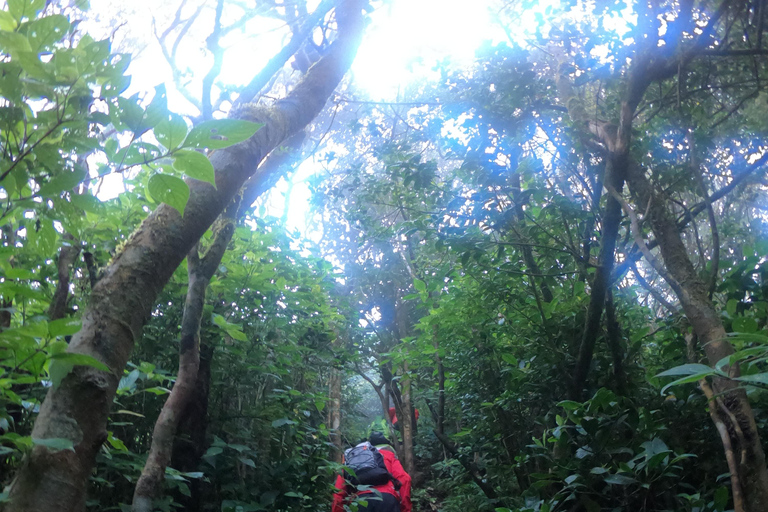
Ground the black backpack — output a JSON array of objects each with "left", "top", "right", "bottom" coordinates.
[{"left": 343, "top": 442, "right": 392, "bottom": 487}]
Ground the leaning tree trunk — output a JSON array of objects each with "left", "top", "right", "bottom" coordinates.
[
  {"left": 2, "top": 4, "right": 364, "bottom": 510},
  {"left": 624, "top": 161, "right": 768, "bottom": 511}
]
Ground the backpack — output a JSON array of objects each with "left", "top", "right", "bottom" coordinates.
[{"left": 343, "top": 442, "right": 392, "bottom": 487}]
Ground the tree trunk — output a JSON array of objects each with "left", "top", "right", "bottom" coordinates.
[
  {"left": 47, "top": 234, "right": 81, "bottom": 321},
  {"left": 170, "top": 339, "right": 214, "bottom": 512},
  {"left": 2, "top": 4, "right": 364, "bottom": 510},
  {"left": 604, "top": 289, "right": 627, "bottom": 395},
  {"left": 328, "top": 338, "right": 343, "bottom": 464},
  {"left": 624, "top": 161, "right": 768, "bottom": 511},
  {"left": 132, "top": 217, "right": 234, "bottom": 512},
  {"left": 400, "top": 358, "right": 415, "bottom": 475}
]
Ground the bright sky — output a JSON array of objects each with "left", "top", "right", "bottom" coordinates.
[{"left": 90, "top": 0, "right": 510, "bottom": 237}]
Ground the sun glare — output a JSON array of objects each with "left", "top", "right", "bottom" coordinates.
[{"left": 351, "top": 0, "right": 505, "bottom": 100}]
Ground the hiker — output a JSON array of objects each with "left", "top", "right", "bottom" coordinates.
[
  {"left": 388, "top": 407, "right": 419, "bottom": 432},
  {"left": 332, "top": 433, "right": 412, "bottom": 512}
]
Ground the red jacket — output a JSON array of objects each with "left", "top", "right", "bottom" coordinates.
[
  {"left": 388, "top": 407, "right": 419, "bottom": 426},
  {"left": 332, "top": 447, "right": 412, "bottom": 512}
]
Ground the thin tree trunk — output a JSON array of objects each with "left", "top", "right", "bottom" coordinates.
[
  {"left": 570, "top": 152, "right": 626, "bottom": 400},
  {"left": 624, "top": 161, "right": 768, "bottom": 511},
  {"left": 435, "top": 339, "right": 445, "bottom": 437},
  {"left": 47, "top": 234, "right": 81, "bottom": 321},
  {"left": 328, "top": 338, "right": 343, "bottom": 464},
  {"left": 170, "top": 338, "right": 213, "bottom": 512},
  {"left": 604, "top": 289, "right": 627, "bottom": 395},
  {"left": 400, "top": 358, "right": 415, "bottom": 475},
  {"left": 132, "top": 216, "right": 234, "bottom": 512},
  {"left": 3, "top": 4, "right": 364, "bottom": 509}
]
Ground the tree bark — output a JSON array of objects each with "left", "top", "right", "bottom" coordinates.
[
  {"left": 604, "top": 289, "right": 627, "bottom": 395},
  {"left": 131, "top": 217, "right": 234, "bottom": 512},
  {"left": 47, "top": 234, "right": 81, "bottom": 321},
  {"left": 624, "top": 161, "right": 768, "bottom": 511},
  {"left": 328, "top": 337, "right": 343, "bottom": 464},
  {"left": 170, "top": 339, "right": 213, "bottom": 512},
  {"left": 2, "top": 4, "right": 364, "bottom": 510},
  {"left": 400, "top": 358, "right": 415, "bottom": 475}
]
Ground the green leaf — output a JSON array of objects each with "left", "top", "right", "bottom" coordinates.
[
  {"left": 154, "top": 113, "right": 188, "bottom": 150},
  {"left": 0, "top": 31, "right": 32, "bottom": 55},
  {"left": 38, "top": 166, "right": 87, "bottom": 198},
  {"left": 726, "top": 298, "right": 738, "bottom": 316},
  {"left": 183, "top": 119, "right": 263, "bottom": 150},
  {"left": 713, "top": 486, "right": 729, "bottom": 511},
  {"left": 271, "top": 418, "right": 295, "bottom": 427},
  {"left": 660, "top": 372, "right": 713, "bottom": 395},
  {"left": 227, "top": 329, "right": 247, "bottom": 341},
  {"left": 172, "top": 149, "right": 216, "bottom": 187},
  {"left": 655, "top": 363, "right": 714, "bottom": 378},
  {"left": 240, "top": 457, "right": 256, "bottom": 468},
  {"left": 49, "top": 352, "right": 109, "bottom": 387},
  {"left": 146, "top": 173, "right": 190, "bottom": 215},
  {"left": 603, "top": 474, "right": 636, "bottom": 485},
  {"left": 501, "top": 353, "right": 518, "bottom": 366},
  {"left": 24, "top": 14, "right": 70, "bottom": 52},
  {"left": 732, "top": 316, "right": 758, "bottom": 333},
  {"left": 413, "top": 279, "right": 426, "bottom": 292},
  {"left": 32, "top": 437, "right": 74, "bottom": 452},
  {"left": 735, "top": 373, "right": 768, "bottom": 386},
  {"left": 9, "top": 0, "right": 45, "bottom": 22},
  {"left": 48, "top": 318, "right": 81, "bottom": 337},
  {"left": 557, "top": 400, "right": 582, "bottom": 411},
  {"left": 0, "top": 11, "right": 18, "bottom": 31}
]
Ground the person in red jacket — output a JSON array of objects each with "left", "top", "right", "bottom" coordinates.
[
  {"left": 388, "top": 407, "right": 419, "bottom": 431},
  {"left": 332, "top": 433, "right": 412, "bottom": 512}
]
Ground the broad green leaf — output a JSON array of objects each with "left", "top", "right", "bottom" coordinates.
[
  {"left": 8, "top": 0, "right": 45, "bottom": 22},
  {"left": 0, "top": 31, "right": 32, "bottom": 54},
  {"left": 0, "top": 11, "right": 18, "bottom": 31},
  {"left": 24, "top": 14, "right": 70, "bottom": 51},
  {"left": 660, "top": 372, "right": 713, "bottom": 395},
  {"left": 183, "top": 119, "right": 263, "bottom": 150},
  {"left": 48, "top": 318, "right": 81, "bottom": 337},
  {"left": 154, "top": 113, "right": 188, "bottom": 150},
  {"left": 413, "top": 279, "right": 426, "bottom": 292},
  {"left": 48, "top": 352, "right": 110, "bottom": 389},
  {"left": 501, "top": 353, "right": 518, "bottom": 366},
  {"left": 32, "top": 437, "right": 74, "bottom": 452},
  {"left": 271, "top": 418, "right": 295, "bottom": 427},
  {"left": 146, "top": 173, "right": 190, "bottom": 216},
  {"left": 735, "top": 373, "right": 768, "bottom": 386},
  {"left": 732, "top": 316, "right": 758, "bottom": 333},
  {"left": 726, "top": 298, "right": 738, "bottom": 316},
  {"left": 172, "top": 149, "right": 216, "bottom": 187},
  {"left": 37, "top": 166, "right": 87, "bottom": 197},
  {"left": 655, "top": 363, "right": 714, "bottom": 378}
]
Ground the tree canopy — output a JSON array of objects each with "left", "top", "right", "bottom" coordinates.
[{"left": 0, "top": 0, "right": 768, "bottom": 512}]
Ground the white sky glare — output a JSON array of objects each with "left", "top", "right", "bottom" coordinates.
[{"left": 350, "top": 0, "right": 504, "bottom": 100}]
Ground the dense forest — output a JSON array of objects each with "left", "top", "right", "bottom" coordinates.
[{"left": 1, "top": 0, "right": 768, "bottom": 511}]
